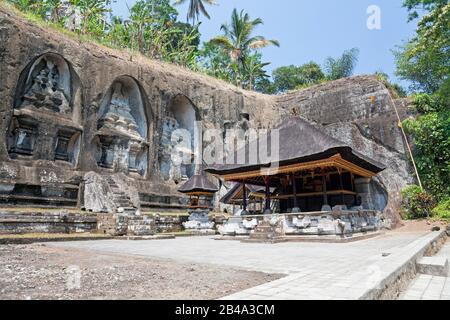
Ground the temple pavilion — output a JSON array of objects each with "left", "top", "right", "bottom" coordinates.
[
  {"left": 178, "top": 175, "right": 219, "bottom": 210},
  {"left": 206, "top": 117, "right": 386, "bottom": 214}
]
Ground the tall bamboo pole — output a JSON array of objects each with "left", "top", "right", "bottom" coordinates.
[{"left": 386, "top": 94, "right": 423, "bottom": 189}]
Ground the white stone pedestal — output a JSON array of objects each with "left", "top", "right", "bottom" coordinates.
[{"left": 183, "top": 209, "right": 215, "bottom": 231}]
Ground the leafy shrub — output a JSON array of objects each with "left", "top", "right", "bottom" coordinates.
[
  {"left": 401, "top": 185, "right": 436, "bottom": 219},
  {"left": 402, "top": 94, "right": 450, "bottom": 201},
  {"left": 432, "top": 198, "right": 450, "bottom": 219}
]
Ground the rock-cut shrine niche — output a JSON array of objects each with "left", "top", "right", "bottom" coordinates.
[
  {"left": 160, "top": 95, "right": 201, "bottom": 184},
  {"left": 8, "top": 53, "right": 82, "bottom": 164},
  {"left": 95, "top": 76, "right": 149, "bottom": 177},
  {"left": 15, "top": 53, "right": 75, "bottom": 115}
]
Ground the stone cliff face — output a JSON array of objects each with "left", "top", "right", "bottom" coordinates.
[{"left": 0, "top": 6, "right": 414, "bottom": 223}]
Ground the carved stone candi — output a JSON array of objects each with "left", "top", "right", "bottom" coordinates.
[
  {"left": 7, "top": 53, "right": 82, "bottom": 164},
  {"left": 159, "top": 95, "right": 199, "bottom": 184},
  {"left": 96, "top": 77, "right": 149, "bottom": 176}
]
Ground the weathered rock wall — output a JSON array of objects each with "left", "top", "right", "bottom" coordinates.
[
  {"left": 0, "top": 6, "right": 277, "bottom": 209},
  {"left": 0, "top": 6, "right": 415, "bottom": 224}
]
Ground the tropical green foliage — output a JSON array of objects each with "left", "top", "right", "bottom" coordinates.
[
  {"left": 395, "top": 3, "right": 449, "bottom": 96},
  {"left": 271, "top": 62, "right": 325, "bottom": 93},
  {"left": 197, "top": 42, "right": 233, "bottom": 82},
  {"left": 5, "top": 0, "right": 278, "bottom": 91},
  {"left": 324, "top": 48, "right": 360, "bottom": 81},
  {"left": 266, "top": 49, "right": 361, "bottom": 94},
  {"left": 403, "top": 94, "right": 450, "bottom": 201},
  {"left": 209, "top": 8, "right": 279, "bottom": 87},
  {"left": 403, "top": 0, "right": 448, "bottom": 20},
  {"left": 5, "top": 0, "right": 201, "bottom": 68},
  {"left": 432, "top": 198, "right": 450, "bottom": 219},
  {"left": 242, "top": 53, "right": 270, "bottom": 91},
  {"left": 70, "top": 0, "right": 112, "bottom": 36},
  {"left": 397, "top": 0, "right": 449, "bottom": 219},
  {"left": 375, "top": 72, "right": 407, "bottom": 99},
  {"left": 401, "top": 185, "right": 436, "bottom": 219}
]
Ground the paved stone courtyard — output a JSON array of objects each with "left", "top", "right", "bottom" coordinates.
[
  {"left": 49, "top": 231, "right": 440, "bottom": 300},
  {"left": 0, "top": 244, "right": 279, "bottom": 300}
]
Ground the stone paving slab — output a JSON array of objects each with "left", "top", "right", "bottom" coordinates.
[
  {"left": 47, "top": 231, "right": 440, "bottom": 300},
  {"left": 400, "top": 240, "right": 450, "bottom": 300},
  {"left": 400, "top": 275, "right": 450, "bottom": 300}
]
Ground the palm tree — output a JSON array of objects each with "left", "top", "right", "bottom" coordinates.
[
  {"left": 173, "top": 0, "right": 216, "bottom": 25},
  {"left": 244, "top": 54, "right": 270, "bottom": 91},
  {"left": 209, "top": 8, "right": 279, "bottom": 86}
]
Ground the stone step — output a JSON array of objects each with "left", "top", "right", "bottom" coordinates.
[
  {"left": 113, "top": 196, "right": 130, "bottom": 201},
  {"left": 117, "top": 204, "right": 132, "bottom": 208},
  {"left": 114, "top": 199, "right": 132, "bottom": 207},
  {"left": 111, "top": 188, "right": 124, "bottom": 193},
  {"left": 254, "top": 225, "right": 273, "bottom": 230},
  {"left": 117, "top": 207, "right": 137, "bottom": 214},
  {"left": 417, "top": 257, "right": 449, "bottom": 277}
]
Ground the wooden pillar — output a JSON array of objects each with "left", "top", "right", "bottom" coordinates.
[
  {"left": 242, "top": 181, "right": 247, "bottom": 212},
  {"left": 264, "top": 176, "right": 271, "bottom": 213},
  {"left": 351, "top": 172, "right": 356, "bottom": 206},
  {"left": 322, "top": 174, "right": 328, "bottom": 205},
  {"left": 339, "top": 170, "right": 345, "bottom": 205},
  {"left": 292, "top": 174, "right": 299, "bottom": 211}
]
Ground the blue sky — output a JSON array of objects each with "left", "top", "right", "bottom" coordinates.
[{"left": 111, "top": 0, "right": 417, "bottom": 87}]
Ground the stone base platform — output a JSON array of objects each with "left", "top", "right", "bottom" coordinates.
[
  {"left": 118, "top": 234, "right": 176, "bottom": 241},
  {"left": 183, "top": 209, "right": 215, "bottom": 232},
  {"left": 187, "top": 230, "right": 217, "bottom": 236},
  {"left": 216, "top": 231, "right": 385, "bottom": 244},
  {"left": 218, "top": 209, "right": 389, "bottom": 240}
]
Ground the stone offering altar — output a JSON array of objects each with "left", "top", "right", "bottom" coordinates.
[
  {"left": 218, "top": 209, "right": 254, "bottom": 236},
  {"left": 178, "top": 175, "right": 218, "bottom": 233},
  {"left": 184, "top": 209, "right": 214, "bottom": 231}
]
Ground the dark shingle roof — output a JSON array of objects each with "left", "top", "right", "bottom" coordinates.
[
  {"left": 205, "top": 117, "right": 385, "bottom": 175},
  {"left": 178, "top": 175, "right": 219, "bottom": 194}
]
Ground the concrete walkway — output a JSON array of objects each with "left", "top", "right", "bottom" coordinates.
[
  {"left": 400, "top": 240, "right": 450, "bottom": 300},
  {"left": 48, "top": 231, "right": 441, "bottom": 300}
]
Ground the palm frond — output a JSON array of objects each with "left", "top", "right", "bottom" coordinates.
[
  {"left": 197, "top": 0, "right": 211, "bottom": 19},
  {"left": 209, "top": 35, "right": 234, "bottom": 50},
  {"left": 249, "top": 38, "right": 280, "bottom": 49}
]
